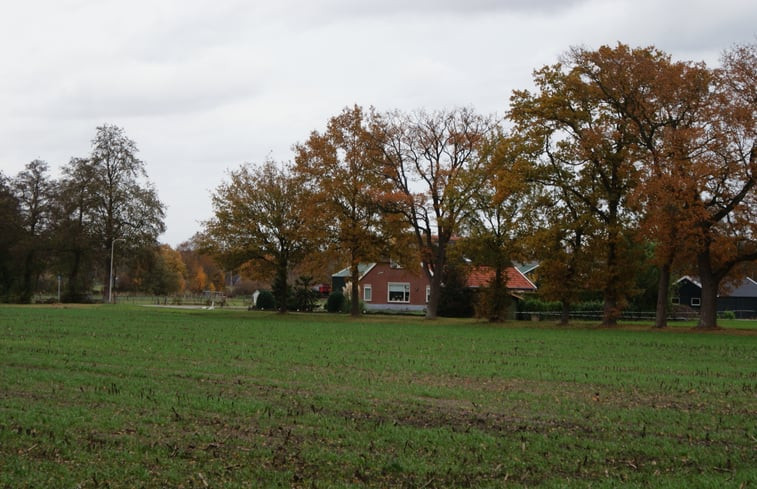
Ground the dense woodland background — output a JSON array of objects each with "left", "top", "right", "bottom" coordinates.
[{"left": 1, "top": 42, "right": 755, "bottom": 329}]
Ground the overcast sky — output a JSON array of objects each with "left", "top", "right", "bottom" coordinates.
[{"left": 1, "top": 0, "right": 755, "bottom": 246}]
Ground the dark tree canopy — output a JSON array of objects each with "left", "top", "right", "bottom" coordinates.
[
  {"left": 11, "top": 160, "right": 55, "bottom": 302},
  {"left": 70, "top": 124, "right": 166, "bottom": 301},
  {"left": 0, "top": 172, "right": 22, "bottom": 299}
]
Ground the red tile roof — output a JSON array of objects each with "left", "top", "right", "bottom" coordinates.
[{"left": 466, "top": 266, "right": 536, "bottom": 291}]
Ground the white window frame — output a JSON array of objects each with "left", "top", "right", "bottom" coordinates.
[
  {"left": 425, "top": 285, "right": 431, "bottom": 304},
  {"left": 363, "top": 284, "right": 372, "bottom": 302},
  {"left": 388, "top": 283, "right": 410, "bottom": 303},
  {"left": 691, "top": 297, "right": 701, "bottom": 307}
]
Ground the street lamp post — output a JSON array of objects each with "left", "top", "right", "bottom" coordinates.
[{"left": 109, "top": 238, "right": 125, "bottom": 304}]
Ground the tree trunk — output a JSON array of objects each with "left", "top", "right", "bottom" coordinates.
[
  {"left": 66, "top": 250, "right": 82, "bottom": 302},
  {"left": 488, "top": 265, "right": 509, "bottom": 322},
  {"left": 601, "top": 239, "right": 620, "bottom": 327},
  {"left": 273, "top": 261, "right": 288, "bottom": 314},
  {"left": 425, "top": 242, "right": 447, "bottom": 320},
  {"left": 697, "top": 252, "right": 719, "bottom": 329},
  {"left": 20, "top": 251, "right": 35, "bottom": 303},
  {"left": 426, "top": 267, "right": 441, "bottom": 320},
  {"left": 602, "top": 297, "right": 619, "bottom": 327},
  {"left": 560, "top": 300, "right": 570, "bottom": 325},
  {"left": 103, "top": 255, "right": 111, "bottom": 303},
  {"left": 654, "top": 262, "right": 672, "bottom": 328},
  {"left": 350, "top": 262, "right": 360, "bottom": 317}
]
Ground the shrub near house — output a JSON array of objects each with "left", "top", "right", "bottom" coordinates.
[{"left": 674, "top": 276, "right": 757, "bottom": 319}]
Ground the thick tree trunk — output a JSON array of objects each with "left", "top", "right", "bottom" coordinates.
[
  {"left": 103, "top": 256, "right": 111, "bottom": 303},
  {"left": 601, "top": 239, "right": 621, "bottom": 327},
  {"left": 488, "top": 265, "right": 509, "bottom": 322},
  {"left": 350, "top": 262, "right": 360, "bottom": 317},
  {"left": 426, "top": 270, "right": 441, "bottom": 319},
  {"left": 425, "top": 243, "right": 447, "bottom": 320},
  {"left": 426, "top": 275, "right": 442, "bottom": 319},
  {"left": 654, "top": 262, "right": 672, "bottom": 328},
  {"left": 20, "top": 251, "right": 35, "bottom": 303},
  {"left": 560, "top": 300, "right": 570, "bottom": 325},
  {"left": 697, "top": 253, "right": 719, "bottom": 329},
  {"left": 274, "top": 261, "right": 288, "bottom": 314},
  {"left": 66, "top": 250, "right": 81, "bottom": 302},
  {"left": 602, "top": 297, "right": 619, "bottom": 327}
]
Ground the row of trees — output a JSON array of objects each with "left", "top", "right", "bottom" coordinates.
[
  {"left": 0, "top": 125, "right": 243, "bottom": 302},
  {"left": 202, "top": 42, "right": 756, "bottom": 329},
  {"left": 115, "top": 240, "right": 239, "bottom": 299},
  {"left": 0, "top": 125, "right": 166, "bottom": 302}
]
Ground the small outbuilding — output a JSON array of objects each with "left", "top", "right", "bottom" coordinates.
[
  {"left": 673, "top": 276, "right": 757, "bottom": 319},
  {"left": 717, "top": 277, "right": 757, "bottom": 318}
]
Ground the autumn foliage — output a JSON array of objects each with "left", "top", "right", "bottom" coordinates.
[
  {"left": 193, "top": 42, "right": 755, "bottom": 326},
  {"left": 2, "top": 42, "right": 753, "bottom": 330}
]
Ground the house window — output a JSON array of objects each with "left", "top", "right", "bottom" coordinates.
[
  {"left": 426, "top": 286, "right": 431, "bottom": 304},
  {"left": 691, "top": 297, "right": 701, "bottom": 307},
  {"left": 363, "top": 285, "right": 372, "bottom": 302},
  {"left": 388, "top": 283, "right": 410, "bottom": 303},
  {"left": 672, "top": 297, "right": 680, "bottom": 305}
]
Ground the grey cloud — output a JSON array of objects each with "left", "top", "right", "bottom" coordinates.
[
  {"left": 313, "top": 0, "right": 587, "bottom": 16},
  {"left": 130, "top": 3, "right": 267, "bottom": 63},
  {"left": 257, "top": 0, "right": 590, "bottom": 28},
  {"left": 3, "top": 0, "right": 754, "bottom": 246},
  {"left": 45, "top": 86, "right": 258, "bottom": 120},
  {"left": 21, "top": 67, "right": 262, "bottom": 120}
]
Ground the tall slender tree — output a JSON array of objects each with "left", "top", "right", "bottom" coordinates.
[
  {"left": 65, "top": 125, "right": 166, "bottom": 301},
  {"left": 54, "top": 157, "right": 98, "bottom": 301},
  {"left": 12, "top": 160, "right": 55, "bottom": 302},
  {"left": 0, "top": 172, "right": 22, "bottom": 299},
  {"left": 525, "top": 180, "right": 596, "bottom": 325}
]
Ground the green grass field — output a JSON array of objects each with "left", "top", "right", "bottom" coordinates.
[{"left": 1, "top": 306, "right": 755, "bottom": 488}]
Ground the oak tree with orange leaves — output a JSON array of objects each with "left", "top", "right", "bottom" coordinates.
[
  {"left": 571, "top": 44, "right": 713, "bottom": 328},
  {"left": 294, "top": 105, "right": 404, "bottom": 317},
  {"left": 524, "top": 172, "right": 597, "bottom": 325},
  {"left": 689, "top": 43, "right": 757, "bottom": 328},
  {"left": 461, "top": 133, "right": 533, "bottom": 321},
  {"left": 511, "top": 42, "right": 756, "bottom": 328},
  {"left": 201, "top": 160, "right": 318, "bottom": 313},
  {"left": 615, "top": 43, "right": 756, "bottom": 329},
  {"left": 509, "top": 46, "right": 644, "bottom": 326}
]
